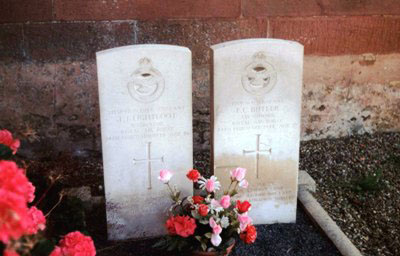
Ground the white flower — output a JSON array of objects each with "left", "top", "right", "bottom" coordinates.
[
  {"left": 239, "top": 179, "right": 249, "bottom": 188},
  {"left": 220, "top": 216, "right": 230, "bottom": 229}
]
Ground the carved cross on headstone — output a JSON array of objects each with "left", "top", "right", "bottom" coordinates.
[
  {"left": 243, "top": 134, "right": 272, "bottom": 178},
  {"left": 133, "top": 142, "right": 164, "bottom": 190}
]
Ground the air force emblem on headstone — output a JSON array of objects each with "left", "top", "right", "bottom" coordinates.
[
  {"left": 127, "top": 58, "right": 165, "bottom": 103},
  {"left": 241, "top": 52, "right": 277, "bottom": 96}
]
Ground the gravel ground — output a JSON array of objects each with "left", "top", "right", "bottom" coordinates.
[
  {"left": 91, "top": 206, "right": 339, "bottom": 256},
  {"left": 300, "top": 132, "right": 400, "bottom": 256},
  {"left": 24, "top": 132, "right": 400, "bottom": 255}
]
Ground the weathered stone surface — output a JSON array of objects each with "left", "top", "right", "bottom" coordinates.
[
  {"left": 24, "top": 22, "right": 135, "bottom": 62},
  {"left": 270, "top": 16, "right": 400, "bottom": 55},
  {"left": 0, "top": 0, "right": 53, "bottom": 23},
  {"left": 0, "top": 24, "right": 25, "bottom": 62},
  {"left": 55, "top": 0, "right": 240, "bottom": 21},
  {"left": 212, "top": 39, "right": 303, "bottom": 224},
  {"left": 97, "top": 45, "right": 193, "bottom": 240},
  {"left": 137, "top": 19, "right": 268, "bottom": 65},
  {"left": 302, "top": 54, "right": 400, "bottom": 140},
  {"left": 1, "top": 54, "right": 399, "bottom": 158}
]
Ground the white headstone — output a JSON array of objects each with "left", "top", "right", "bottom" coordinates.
[
  {"left": 97, "top": 45, "right": 193, "bottom": 240},
  {"left": 211, "top": 39, "right": 303, "bottom": 224}
]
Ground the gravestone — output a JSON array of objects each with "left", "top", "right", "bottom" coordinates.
[
  {"left": 97, "top": 45, "right": 193, "bottom": 240},
  {"left": 211, "top": 39, "right": 303, "bottom": 224}
]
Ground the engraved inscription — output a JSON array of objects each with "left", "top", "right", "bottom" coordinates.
[
  {"left": 243, "top": 134, "right": 272, "bottom": 179},
  {"left": 127, "top": 58, "right": 164, "bottom": 103},
  {"left": 133, "top": 142, "right": 164, "bottom": 190},
  {"left": 242, "top": 52, "right": 277, "bottom": 96}
]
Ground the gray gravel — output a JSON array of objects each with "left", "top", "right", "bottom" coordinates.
[{"left": 300, "top": 132, "right": 400, "bottom": 256}]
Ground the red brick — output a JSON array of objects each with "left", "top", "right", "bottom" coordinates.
[
  {"left": 0, "top": 24, "right": 25, "bottom": 62},
  {"left": 243, "top": 0, "right": 400, "bottom": 17},
  {"left": 54, "top": 0, "right": 240, "bottom": 21},
  {"left": 320, "top": 0, "right": 400, "bottom": 16},
  {"left": 0, "top": 0, "right": 52, "bottom": 23},
  {"left": 136, "top": 19, "right": 268, "bottom": 65},
  {"left": 270, "top": 16, "right": 400, "bottom": 55},
  {"left": 24, "top": 22, "right": 135, "bottom": 62},
  {"left": 243, "top": 0, "right": 322, "bottom": 17}
]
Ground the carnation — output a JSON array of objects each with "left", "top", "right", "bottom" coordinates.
[
  {"left": 240, "top": 224, "right": 257, "bottom": 244},
  {"left": 4, "top": 250, "right": 20, "bottom": 256},
  {"left": 0, "top": 130, "right": 20, "bottom": 154},
  {"left": 57, "top": 231, "right": 96, "bottom": 256},
  {"left": 165, "top": 215, "right": 196, "bottom": 238},
  {"left": 192, "top": 195, "right": 204, "bottom": 204},
  {"left": 0, "top": 189, "right": 30, "bottom": 244},
  {"left": 186, "top": 169, "right": 200, "bottom": 182},
  {"left": 26, "top": 206, "right": 46, "bottom": 235},
  {"left": 0, "top": 161, "right": 35, "bottom": 203}
]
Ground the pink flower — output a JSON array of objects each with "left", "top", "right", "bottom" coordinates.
[
  {"left": 0, "top": 130, "right": 20, "bottom": 154},
  {"left": 209, "top": 217, "right": 222, "bottom": 247},
  {"left": 0, "top": 160, "right": 35, "bottom": 203},
  {"left": 230, "top": 167, "right": 246, "bottom": 182},
  {"left": 0, "top": 189, "right": 29, "bottom": 244},
  {"left": 49, "top": 247, "right": 62, "bottom": 256},
  {"left": 219, "top": 195, "right": 231, "bottom": 209},
  {"left": 26, "top": 206, "right": 46, "bottom": 235},
  {"left": 4, "top": 250, "right": 19, "bottom": 256},
  {"left": 57, "top": 231, "right": 96, "bottom": 256},
  {"left": 239, "top": 179, "right": 249, "bottom": 189},
  {"left": 198, "top": 176, "right": 221, "bottom": 193},
  {"left": 158, "top": 169, "right": 173, "bottom": 183},
  {"left": 238, "top": 213, "right": 253, "bottom": 232}
]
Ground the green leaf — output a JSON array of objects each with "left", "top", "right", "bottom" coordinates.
[
  {"left": 204, "top": 232, "right": 212, "bottom": 239},
  {"left": 31, "top": 238, "right": 56, "bottom": 256},
  {"left": 201, "top": 242, "right": 207, "bottom": 252},
  {"left": 0, "top": 144, "right": 13, "bottom": 160},
  {"left": 195, "top": 236, "right": 202, "bottom": 242}
]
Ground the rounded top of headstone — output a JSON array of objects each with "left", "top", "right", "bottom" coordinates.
[
  {"left": 96, "top": 44, "right": 191, "bottom": 57},
  {"left": 211, "top": 38, "right": 303, "bottom": 50}
]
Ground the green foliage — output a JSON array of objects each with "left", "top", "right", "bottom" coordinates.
[
  {"left": 0, "top": 144, "right": 13, "bottom": 160},
  {"left": 354, "top": 169, "right": 384, "bottom": 192},
  {"left": 31, "top": 238, "right": 56, "bottom": 256},
  {"left": 153, "top": 236, "right": 191, "bottom": 252}
]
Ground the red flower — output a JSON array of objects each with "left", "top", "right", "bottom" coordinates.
[
  {"left": 192, "top": 195, "right": 204, "bottom": 204},
  {"left": 198, "top": 204, "right": 209, "bottom": 217},
  {"left": 240, "top": 225, "right": 257, "bottom": 244},
  {"left": 26, "top": 206, "right": 46, "bottom": 235},
  {"left": 236, "top": 200, "right": 251, "bottom": 214},
  {"left": 4, "top": 250, "right": 19, "bottom": 256},
  {"left": 0, "top": 161, "right": 35, "bottom": 203},
  {"left": 165, "top": 216, "right": 196, "bottom": 238},
  {"left": 0, "top": 189, "right": 29, "bottom": 244},
  {"left": 165, "top": 217, "right": 177, "bottom": 235},
  {"left": 0, "top": 130, "right": 20, "bottom": 154},
  {"left": 49, "top": 247, "right": 62, "bottom": 256},
  {"left": 186, "top": 169, "right": 200, "bottom": 182},
  {"left": 55, "top": 231, "right": 96, "bottom": 256}
]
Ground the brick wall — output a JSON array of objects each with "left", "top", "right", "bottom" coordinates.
[{"left": 1, "top": 0, "right": 399, "bottom": 158}]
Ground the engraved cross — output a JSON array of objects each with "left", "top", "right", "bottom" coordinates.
[
  {"left": 133, "top": 142, "right": 164, "bottom": 190},
  {"left": 243, "top": 134, "right": 271, "bottom": 179}
]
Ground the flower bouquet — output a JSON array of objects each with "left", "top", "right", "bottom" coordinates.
[{"left": 155, "top": 168, "right": 257, "bottom": 255}]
